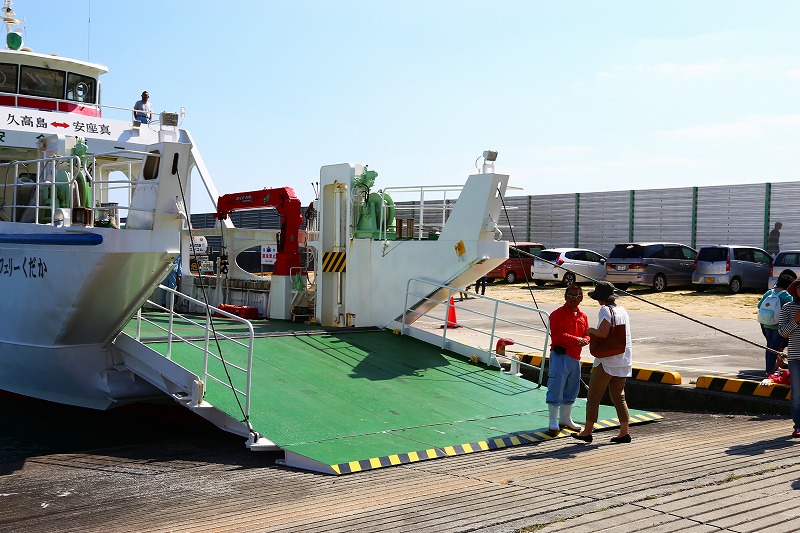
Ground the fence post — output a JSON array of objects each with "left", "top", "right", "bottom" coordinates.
[
  {"left": 574, "top": 193, "right": 580, "bottom": 247},
  {"left": 691, "top": 187, "right": 698, "bottom": 249},
  {"left": 628, "top": 190, "right": 635, "bottom": 242},
  {"left": 764, "top": 182, "right": 772, "bottom": 250}
]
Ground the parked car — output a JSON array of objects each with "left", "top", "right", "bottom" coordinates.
[
  {"left": 768, "top": 250, "right": 800, "bottom": 287},
  {"left": 605, "top": 242, "right": 697, "bottom": 292},
  {"left": 692, "top": 245, "right": 772, "bottom": 294},
  {"left": 531, "top": 248, "right": 607, "bottom": 286},
  {"left": 486, "top": 242, "right": 546, "bottom": 283}
]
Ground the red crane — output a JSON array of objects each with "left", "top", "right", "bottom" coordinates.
[{"left": 214, "top": 187, "right": 303, "bottom": 277}]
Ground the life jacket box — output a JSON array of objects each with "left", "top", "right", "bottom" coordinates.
[{"left": 215, "top": 304, "right": 259, "bottom": 319}]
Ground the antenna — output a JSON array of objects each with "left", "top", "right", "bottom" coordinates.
[{"left": 87, "top": 0, "right": 91, "bottom": 61}]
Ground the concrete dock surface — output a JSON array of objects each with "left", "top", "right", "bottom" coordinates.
[{"left": 1, "top": 409, "right": 798, "bottom": 532}]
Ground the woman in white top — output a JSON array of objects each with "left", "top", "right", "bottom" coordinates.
[{"left": 573, "top": 281, "right": 633, "bottom": 444}]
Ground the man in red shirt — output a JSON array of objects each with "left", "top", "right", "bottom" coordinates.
[{"left": 545, "top": 284, "right": 590, "bottom": 436}]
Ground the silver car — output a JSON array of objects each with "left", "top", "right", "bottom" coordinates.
[
  {"left": 605, "top": 242, "right": 697, "bottom": 292},
  {"left": 692, "top": 245, "right": 772, "bottom": 293},
  {"left": 768, "top": 250, "right": 800, "bottom": 287},
  {"left": 531, "top": 248, "right": 607, "bottom": 286}
]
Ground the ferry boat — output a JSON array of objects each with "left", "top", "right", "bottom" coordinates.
[{"left": 0, "top": 2, "right": 660, "bottom": 474}]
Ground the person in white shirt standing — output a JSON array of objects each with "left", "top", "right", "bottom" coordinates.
[
  {"left": 573, "top": 281, "right": 633, "bottom": 444},
  {"left": 133, "top": 91, "right": 152, "bottom": 123}
]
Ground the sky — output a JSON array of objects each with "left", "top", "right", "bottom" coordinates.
[{"left": 15, "top": 1, "right": 800, "bottom": 213}]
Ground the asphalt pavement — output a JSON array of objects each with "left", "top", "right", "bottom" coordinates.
[{"left": 417, "top": 295, "right": 770, "bottom": 384}]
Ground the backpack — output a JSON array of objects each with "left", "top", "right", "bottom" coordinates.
[{"left": 757, "top": 290, "right": 783, "bottom": 326}]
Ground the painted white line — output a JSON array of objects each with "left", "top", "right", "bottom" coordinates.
[{"left": 656, "top": 355, "right": 732, "bottom": 364}]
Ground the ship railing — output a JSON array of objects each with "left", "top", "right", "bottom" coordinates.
[
  {"left": 401, "top": 278, "right": 550, "bottom": 385},
  {"left": 0, "top": 91, "right": 179, "bottom": 124},
  {"left": 135, "top": 285, "right": 256, "bottom": 417},
  {"left": 0, "top": 155, "right": 90, "bottom": 224},
  {"left": 379, "top": 185, "right": 463, "bottom": 241},
  {"left": 0, "top": 148, "right": 166, "bottom": 228}
]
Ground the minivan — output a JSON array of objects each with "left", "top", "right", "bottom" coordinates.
[
  {"left": 486, "top": 242, "right": 546, "bottom": 283},
  {"left": 692, "top": 245, "right": 772, "bottom": 293},
  {"left": 605, "top": 242, "right": 697, "bottom": 292}
]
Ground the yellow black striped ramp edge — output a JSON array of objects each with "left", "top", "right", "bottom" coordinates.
[
  {"left": 281, "top": 412, "right": 663, "bottom": 475},
  {"left": 695, "top": 376, "right": 790, "bottom": 400},
  {"left": 321, "top": 251, "right": 346, "bottom": 272},
  {"left": 518, "top": 354, "right": 682, "bottom": 385}
]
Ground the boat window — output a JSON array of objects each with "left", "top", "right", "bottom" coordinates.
[
  {"left": 19, "top": 65, "right": 65, "bottom": 99},
  {"left": 66, "top": 73, "right": 96, "bottom": 103},
  {"left": 0, "top": 63, "right": 18, "bottom": 93},
  {"left": 143, "top": 150, "right": 160, "bottom": 180}
]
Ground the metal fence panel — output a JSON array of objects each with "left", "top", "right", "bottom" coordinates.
[
  {"left": 528, "top": 193, "right": 576, "bottom": 249},
  {"left": 768, "top": 183, "right": 800, "bottom": 252},
  {"left": 576, "top": 191, "right": 630, "bottom": 255},
  {"left": 695, "top": 184, "right": 765, "bottom": 249},
  {"left": 497, "top": 195, "right": 531, "bottom": 243},
  {"left": 632, "top": 188, "right": 694, "bottom": 246}
]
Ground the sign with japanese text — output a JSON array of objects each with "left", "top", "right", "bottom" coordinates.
[{"left": 261, "top": 245, "right": 277, "bottom": 265}]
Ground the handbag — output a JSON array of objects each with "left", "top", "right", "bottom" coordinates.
[{"left": 589, "top": 307, "right": 627, "bottom": 358}]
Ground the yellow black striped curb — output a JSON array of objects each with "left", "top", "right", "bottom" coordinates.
[
  {"left": 329, "top": 412, "right": 663, "bottom": 475},
  {"left": 695, "top": 376, "right": 790, "bottom": 400},
  {"left": 517, "top": 354, "right": 682, "bottom": 385}
]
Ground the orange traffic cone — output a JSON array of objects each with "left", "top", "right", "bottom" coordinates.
[{"left": 442, "top": 296, "right": 461, "bottom": 328}]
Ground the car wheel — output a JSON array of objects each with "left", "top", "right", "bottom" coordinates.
[
  {"left": 562, "top": 272, "right": 576, "bottom": 286},
  {"left": 693, "top": 284, "right": 707, "bottom": 292},
  {"left": 652, "top": 274, "right": 667, "bottom": 292},
  {"left": 534, "top": 280, "right": 547, "bottom": 286},
  {"left": 728, "top": 277, "right": 742, "bottom": 294},
  {"left": 505, "top": 271, "right": 517, "bottom": 284}
]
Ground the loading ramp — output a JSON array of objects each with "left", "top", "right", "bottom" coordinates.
[{"left": 118, "top": 311, "right": 661, "bottom": 475}]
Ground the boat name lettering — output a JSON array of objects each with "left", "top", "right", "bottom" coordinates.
[
  {"left": 4, "top": 114, "right": 112, "bottom": 136},
  {"left": 0, "top": 256, "right": 48, "bottom": 279}
]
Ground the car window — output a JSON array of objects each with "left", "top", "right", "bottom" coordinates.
[
  {"left": 681, "top": 246, "right": 697, "bottom": 260},
  {"left": 698, "top": 247, "right": 727, "bottom": 262},
  {"left": 567, "top": 251, "right": 585, "bottom": 261},
  {"left": 609, "top": 244, "right": 643, "bottom": 259},
  {"left": 643, "top": 245, "right": 666, "bottom": 258},
  {"left": 778, "top": 253, "right": 800, "bottom": 266},
  {"left": 585, "top": 251, "right": 604, "bottom": 263},
  {"left": 663, "top": 246, "right": 685, "bottom": 259},
  {"left": 538, "top": 251, "right": 559, "bottom": 262},
  {"left": 753, "top": 250, "right": 772, "bottom": 265},
  {"left": 734, "top": 248, "right": 755, "bottom": 262}
]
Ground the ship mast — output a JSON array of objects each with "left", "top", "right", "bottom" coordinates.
[{"left": 2, "top": 0, "right": 22, "bottom": 50}]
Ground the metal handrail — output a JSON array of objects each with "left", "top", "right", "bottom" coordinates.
[
  {"left": 381, "top": 185, "right": 464, "bottom": 241},
  {"left": 401, "top": 278, "right": 550, "bottom": 384},
  {"left": 134, "top": 285, "right": 256, "bottom": 416}
]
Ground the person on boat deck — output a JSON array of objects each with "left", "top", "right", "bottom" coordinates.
[
  {"left": 161, "top": 255, "right": 182, "bottom": 308},
  {"left": 545, "top": 284, "right": 590, "bottom": 436},
  {"left": 133, "top": 91, "right": 152, "bottom": 124}
]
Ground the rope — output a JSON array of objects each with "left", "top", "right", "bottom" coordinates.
[
  {"left": 174, "top": 165, "right": 257, "bottom": 439},
  {"left": 494, "top": 186, "right": 782, "bottom": 389}
]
